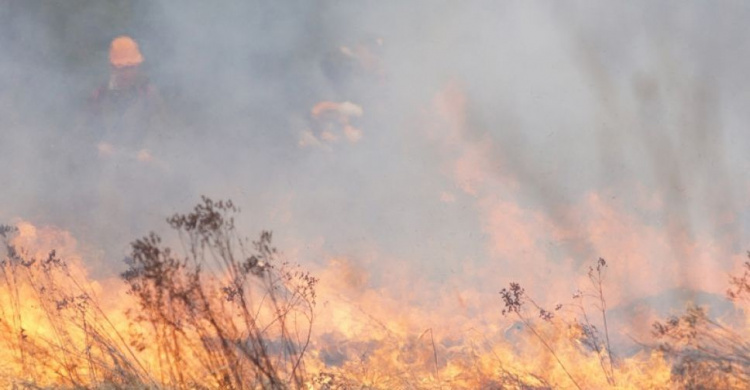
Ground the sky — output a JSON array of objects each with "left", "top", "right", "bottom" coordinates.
[{"left": 1, "top": 1, "right": 749, "bottom": 321}]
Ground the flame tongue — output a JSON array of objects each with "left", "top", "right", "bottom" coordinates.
[{"left": 0, "top": 216, "right": 745, "bottom": 388}]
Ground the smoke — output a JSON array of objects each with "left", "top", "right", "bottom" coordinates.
[{"left": 1, "top": 1, "right": 749, "bottom": 320}]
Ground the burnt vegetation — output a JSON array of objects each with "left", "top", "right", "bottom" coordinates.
[
  {"left": 499, "top": 259, "right": 615, "bottom": 390},
  {"left": 121, "top": 197, "right": 318, "bottom": 389},
  {"left": 0, "top": 197, "right": 318, "bottom": 389},
  {"left": 649, "top": 253, "right": 750, "bottom": 389},
  {"left": 1, "top": 199, "right": 749, "bottom": 389},
  {"left": 0, "top": 224, "right": 152, "bottom": 388},
  {"left": 501, "top": 255, "right": 750, "bottom": 389}
]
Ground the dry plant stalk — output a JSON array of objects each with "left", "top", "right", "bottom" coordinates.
[
  {"left": 651, "top": 252, "right": 750, "bottom": 388},
  {"left": 6, "top": 200, "right": 750, "bottom": 389},
  {"left": 500, "top": 258, "right": 619, "bottom": 389},
  {"left": 0, "top": 225, "right": 153, "bottom": 388},
  {"left": 121, "top": 196, "right": 317, "bottom": 389}
]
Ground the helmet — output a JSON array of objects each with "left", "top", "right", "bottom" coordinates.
[{"left": 109, "top": 36, "right": 144, "bottom": 68}]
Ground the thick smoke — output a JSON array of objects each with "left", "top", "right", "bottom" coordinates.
[{"left": 1, "top": 1, "right": 749, "bottom": 320}]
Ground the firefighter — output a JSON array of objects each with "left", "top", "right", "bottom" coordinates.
[
  {"left": 83, "top": 35, "right": 168, "bottom": 258},
  {"left": 89, "top": 35, "right": 163, "bottom": 159},
  {"left": 320, "top": 34, "right": 385, "bottom": 98}
]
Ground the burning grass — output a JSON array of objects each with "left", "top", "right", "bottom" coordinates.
[{"left": 0, "top": 198, "right": 748, "bottom": 389}]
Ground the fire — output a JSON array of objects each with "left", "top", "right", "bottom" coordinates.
[
  {"left": 0, "top": 221, "right": 144, "bottom": 387},
  {"left": 5, "top": 1, "right": 749, "bottom": 388},
  {"left": 2, "top": 84, "right": 748, "bottom": 389},
  {"left": 1, "top": 214, "right": 749, "bottom": 388}
]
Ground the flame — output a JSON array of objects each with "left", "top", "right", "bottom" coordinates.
[
  {"left": 3, "top": 85, "right": 748, "bottom": 388},
  {"left": 1, "top": 219, "right": 749, "bottom": 388}
]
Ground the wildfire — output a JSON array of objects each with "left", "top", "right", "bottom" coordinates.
[
  {"left": 1, "top": 77, "right": 747, "bottom": 388},
  {"left": 5, "top": 2, "right": 749, "bottom": 388},
  {"left": 1, "top": 206, "right": 748, "bottom": 389}
]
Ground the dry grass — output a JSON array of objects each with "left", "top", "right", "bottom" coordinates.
[{"left": 1, "top": 200, "right": 749, "bottom": 389}]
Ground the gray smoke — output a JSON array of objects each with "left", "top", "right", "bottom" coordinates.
[{"left": 1, "top": 1, "right": 748, "bottom": 303}]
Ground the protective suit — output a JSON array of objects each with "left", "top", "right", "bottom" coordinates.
[
  {"left": 89, "top": 36, "right": 163, "bottom": 154},
  {"left": 82, "top": 36, "right": 170, "bottom": 258}
]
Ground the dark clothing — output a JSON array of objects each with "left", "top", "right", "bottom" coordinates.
[
  {"left": 73, "top": 76, "right": 175, "bottom": 262},
  {"left": 88, "top": 77, "right": 163, "bottom": 153}
]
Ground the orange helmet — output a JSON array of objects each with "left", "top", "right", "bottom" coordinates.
[{"left": 109, "top": 36, "right": 144, "bottom": 68}]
